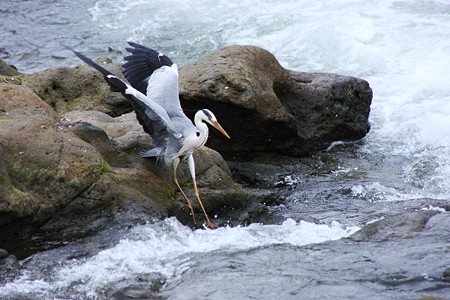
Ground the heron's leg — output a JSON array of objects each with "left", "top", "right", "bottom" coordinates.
[
  {"left": 187, "top": 154, "right": 218, "bottom": 229},
  {"left": 172, "top": 158, "right": 196, "bottom": 223}
]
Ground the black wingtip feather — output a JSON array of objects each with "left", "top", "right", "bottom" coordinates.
[
  {"left": 61, "top": 43, "right": 114, "bottom": 78},
  {"left": 122, "top": 42, "right": 175, "bottom": 95},
  {"left": 63, "top": 43, "right": 127, "bottom": 94},
  {"left": 105, "top": 75, "right": 128, "bottom": 93}
]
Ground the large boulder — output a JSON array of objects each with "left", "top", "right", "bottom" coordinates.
[
  {"left": 179, "top": 45, "right": 372, "bottom": 156},
  {"left": 0, "top": 83, "right": 103, "bottom": 238}
]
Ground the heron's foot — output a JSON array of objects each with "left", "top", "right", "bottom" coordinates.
[{"left": 204, "top": 220, "right": 218, "bottom": 229}]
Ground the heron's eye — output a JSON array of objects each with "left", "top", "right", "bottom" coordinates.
[{"left": 196, "top": 131, "right": 200, "bottom": 137}]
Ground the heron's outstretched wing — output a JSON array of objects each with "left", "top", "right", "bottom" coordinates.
[
  {"left": 63, "top": 44, "right": 177, "bottom": 143},
  {"left": 123, "top": 42, "right": 184, "bottom": 117}
]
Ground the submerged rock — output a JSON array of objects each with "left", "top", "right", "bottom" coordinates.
[{"left": 349, "top": 210, "right": 441, "bottom": 242}]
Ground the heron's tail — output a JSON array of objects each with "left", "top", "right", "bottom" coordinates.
[
  {"left": 62, "top": 44, "right": 127, "bottom": 93},
  {"left": 139, "top": 148, "right": 159, "bottom": 157}
]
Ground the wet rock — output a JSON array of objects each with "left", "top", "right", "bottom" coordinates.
[
  {"left": 443, "top": 268, "right": 450, "bottom": 282},
  {"left": 22, "top": 58, "right": 131, "bottom": 116},
  {"left": 0, "top": 253, "right": 19, "bottom": 282},
  {"left": 349, "top": 210, "right": 440, "bottom": 242},
  {"left": 0, "top": 58, "right": 20, "bottom": 76},
  {"left": 179, "top": 45, "right": 372, "bottom": 156},
  {"left": 0, "top": 83, "right": 104, "bottom": 240},
  {"left": 0, "top": 248, "right": 9, "bottom": 259},
  {"left": 105, "top": 273, "right": 166, "bottom": 300}
]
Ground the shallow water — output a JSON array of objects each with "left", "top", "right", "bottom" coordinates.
[{"left": 1, "top": 0, "right": 449, "bottom": 299}]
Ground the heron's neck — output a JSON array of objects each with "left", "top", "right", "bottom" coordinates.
[{"left": 194, "top": 113, "right": 209, "bottom": 148}]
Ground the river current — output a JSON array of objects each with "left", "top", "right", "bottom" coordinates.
[{"left": 0, "top": 0, "right": 449, "bottom": 299}]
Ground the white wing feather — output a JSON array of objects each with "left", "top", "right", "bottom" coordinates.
[{"left": 146, "top": 64, "right": 183, "bottom": 116}]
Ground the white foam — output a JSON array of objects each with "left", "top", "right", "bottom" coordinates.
[
  {"left": 421, "top": 205, "right": 446, "bottom": 212},
  {"left": 351, "top": 182, "right": 420, "bottom": 202},
  {"left": 0, "top": 218, "right": 359, "bottom": 298}
]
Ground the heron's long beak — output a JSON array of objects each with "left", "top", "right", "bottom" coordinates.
[{"left": 211, "top": 120, "right": 231, "bottom": 139}]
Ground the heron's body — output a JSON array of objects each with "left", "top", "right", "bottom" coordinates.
[{"left": 65, "top": 42, "right": 230, "bottom": 228}]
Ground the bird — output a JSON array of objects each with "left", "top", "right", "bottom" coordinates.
[{"left": 64, "top": 42, "right": 230, "bottom": 229}]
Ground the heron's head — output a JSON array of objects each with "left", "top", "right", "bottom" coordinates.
[{"left": 199, "top": 109, "right": 231, "bottom": 139}]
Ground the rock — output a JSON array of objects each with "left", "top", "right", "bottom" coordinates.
[
  {"left": 22, "top": 58, "right": 131, "bottom": 116},
  {"left": 443, "top": 268, "right": 450, "bottom": 282},
  {"left": 179, "top": 45, "right": 372, "bottom": 156},
  {"left": 0, "top": 83, "right": 104, "bottom": 238},
  {"left": 0, "top": 59, "right": 20, "bottom": 76},
  {"left": 0, "top": 44, "right": 372, "bottom": 255},
  {"left": 0, "top": 84, "right": 166, "bottom": 245},
  {"left": 162, "top": 211, "right": 450, "bottom": 299},
  {"left": 349, "top": 210, "right": 440, "bottom": 242},
  {"left": 0, "top": 248, "right": 9, "bottom": 259},
  {"left": 63, "top": 110, "right": 152, "bottom": 155},
  {"left": 105, "top": 273, "right": 165, "bottom": 300},
  {"left": 0, "top": 253, "right": 19, "bottom": 283}
]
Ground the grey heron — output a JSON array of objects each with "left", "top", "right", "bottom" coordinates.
[{"left": 65, "top": 42, "right": 230, "bottom": 229}]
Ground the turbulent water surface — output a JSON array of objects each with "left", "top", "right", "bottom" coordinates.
[{"left": 1, "top": 0, "right": 449, "bottom": 299}]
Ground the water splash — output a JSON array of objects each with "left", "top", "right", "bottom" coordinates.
[{"left": 0, "top": 218, "right": 359, "bottom": 299}]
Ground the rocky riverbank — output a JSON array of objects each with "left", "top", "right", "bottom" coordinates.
[{"left": 1, "top": 45, "right": 372, "bottom": 255}]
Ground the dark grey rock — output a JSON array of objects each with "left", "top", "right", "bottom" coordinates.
[
  {"left": 349, "top": 210, "right": 440, "bottom": 242},
  {"left": 0, "top": 248, "right": 9, "bottom": 259},
  {"left": 179, "top": 45, "right": 372, "bottom": 156},
  {"left": 0, "top": 59, "right": 20, "bottom": 76}
]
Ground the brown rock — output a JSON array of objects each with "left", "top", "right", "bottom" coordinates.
[
  {"left": 0, "top": 84, "right": 103, "bottom": 230},
  {"left": 0, "top": 59, "right": 20, "bottom": 76},
  {"left": 22, "top": 58, "right": 131, "bottom": 116},
  {"left": 179, "top": 45, "right": 372, "bottom": 156}
]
